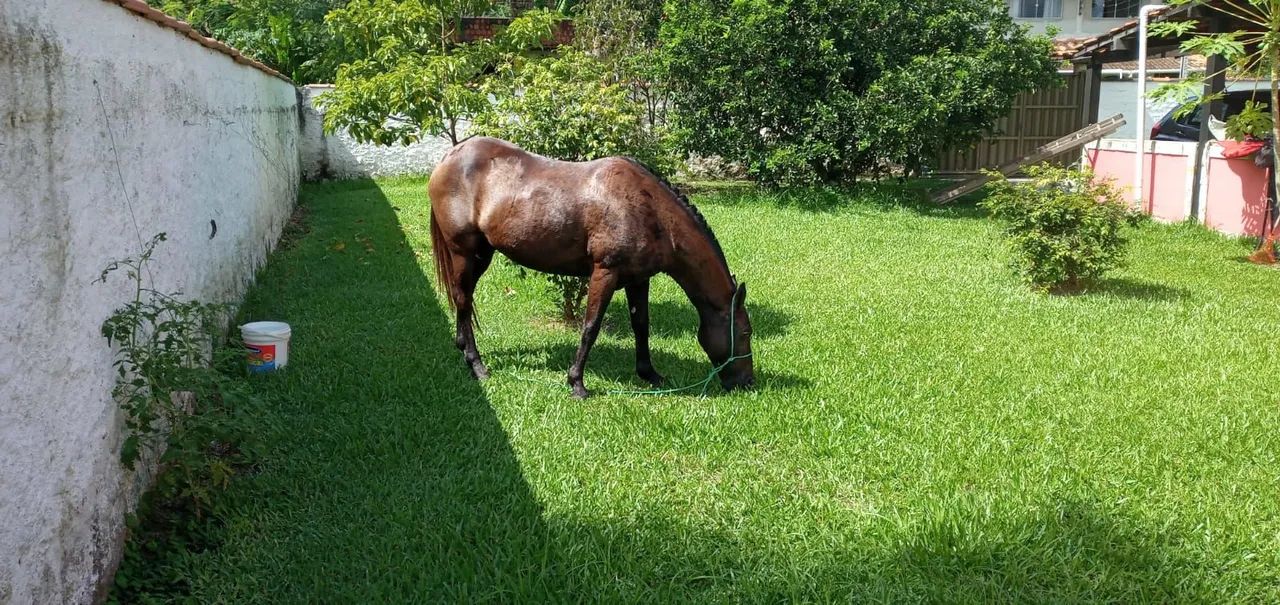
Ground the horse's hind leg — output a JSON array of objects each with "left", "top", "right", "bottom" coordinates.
[
  {"left": 625, "top": 280, "right": 664, "bottom": 387},
  {"left": 568, "top": 266, "right": 619, "bottom": 399},
  {"left": 449, "top": 239, "right": 494, "bottom": 379}
]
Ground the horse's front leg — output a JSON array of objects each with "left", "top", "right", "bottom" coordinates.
[
  {"left": 625, "top": 280, "right": 664, "bottom": 387},
  {"left": 568, "top": 266, "right": 618, "bottom": 399}
]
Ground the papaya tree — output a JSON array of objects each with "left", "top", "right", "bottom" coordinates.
[{"left": 1150, "top": 0, "right": 1280, "bottom": 258}]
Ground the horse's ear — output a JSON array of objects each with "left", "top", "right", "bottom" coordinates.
[{"left": 736, "top": 282, "right": 747, "bottom": 302}]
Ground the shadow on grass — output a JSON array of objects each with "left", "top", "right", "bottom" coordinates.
[
  {"left": 486, "top": 341, "right": 812, "bottom": 393},
  {"left": 1094, "top": 277, "right": 1191, "bottom": 301},
  {"left": 698, "top": 181, "right": 989, "bottom": 222},
  {"left": 188, "top": 180, "right": 1219, "bottom": 601},
  {"left": 541, "top": 499, "right": 1214, "bottom": 602},
  {"left": 1050, "top": 277, "right": 1190, "bottom": 302},
  {"left": 594, "top": 298, "right": 793, "bottom": 341},
  {"left": 210, "top": 179, "right": 558, "bottom": 599},
  {"left": 869, "top": 500, "right": 1213, "bottom": 602},
  {"left": 1228, "top": 254, "right": 1280, "bottom": 266}
]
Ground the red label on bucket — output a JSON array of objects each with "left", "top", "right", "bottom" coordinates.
[{"left": 246, "top": 343, "right": 277, "bottom": 373}]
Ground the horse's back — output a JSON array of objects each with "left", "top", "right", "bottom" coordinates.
[
  {"left": 431, "top": 138, "right": 534, "bottom": 234},
  {"left": 429, "top": 138, "right": 672, "bottom": 277}
]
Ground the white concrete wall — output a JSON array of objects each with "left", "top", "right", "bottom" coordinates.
[
  {"left": 0, "top": 1, "right": 300, "bottom": 602},
  {"left": 300, "top": 85, "right": 453, "bottom": 180}
]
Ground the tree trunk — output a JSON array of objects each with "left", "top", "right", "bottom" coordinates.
[
  {"left": 1261, "top": 45, "right": 1280, "bottom": 262},
  {"left": 1254, "top": 46, "right": 1280, "bottom": 262},
  {"left": 1270, "top": 47, "right": 1279, "bottom": 215}
]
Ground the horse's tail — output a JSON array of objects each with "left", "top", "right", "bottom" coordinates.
[{"left": 430, "top": 210, "right": 459, "bottom": 310}]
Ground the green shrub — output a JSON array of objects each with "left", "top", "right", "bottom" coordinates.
[
  {"left": 504, "top": 261, "right": 590, "bottom": 323},
  {"left": 99, "top": 234, "right": 265, "bottom": 602},
  {"left": 660, "top": 0, "right": 1059, "bottom": 185},
  {"left": 981, "top": 165, "right": 1145, "bottom": 292}
]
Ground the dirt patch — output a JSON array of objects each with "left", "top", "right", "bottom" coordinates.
[{"left": 277, "top": 202, "right": 311, "bottom": 250}]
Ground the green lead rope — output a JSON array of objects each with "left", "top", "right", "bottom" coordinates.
[
  {"left": 608, "top": 286, "right": 750, "bottom": 397},
  {"left": 509, "top": 287, "right": 751, "bottom": 397}
]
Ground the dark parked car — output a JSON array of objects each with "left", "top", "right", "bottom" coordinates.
[{"left": 1151, "top": 89, "right": 1268, "bottom": 142}]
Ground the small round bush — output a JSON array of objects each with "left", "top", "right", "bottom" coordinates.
[{"left": 981, "top": 165, "right": 1145, "bottom": 292}]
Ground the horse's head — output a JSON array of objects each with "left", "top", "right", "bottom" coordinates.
[{"left": 698, "top": 282, "right": 755, "bottom": 391}]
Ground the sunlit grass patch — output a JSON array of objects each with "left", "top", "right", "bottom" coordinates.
[{"left": 182, "top": 177, "right": 1279, "bottom": 602}]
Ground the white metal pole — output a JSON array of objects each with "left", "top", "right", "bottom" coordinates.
[{"left": 1135, "top": 4, "right": 1168, "bottom": 207}]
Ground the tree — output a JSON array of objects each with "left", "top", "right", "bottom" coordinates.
[
  {"left": 573, "top": 0, "right": 668, "bottom": 127},
  {"left": 321, "top": 1, "right": 562, "bottom": 145},
  {"left": 1148, "top": 0, "right": 1280, "bottom": 261},
  {"left": 659, "top": 0, "right": 1059, "bottom": 185},
  {"left": 157, "top": 0, "right": 347, "bottom": 83}
]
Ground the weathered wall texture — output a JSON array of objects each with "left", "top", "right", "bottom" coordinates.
[
  {"left": 0, "top": 1, "right": 300, "bottom": 602},
  {"left": 300, "top": 85, "right": 453, "bottom": 180}
]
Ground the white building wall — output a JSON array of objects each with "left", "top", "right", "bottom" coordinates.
[
  {"left": 300, "top": 85, "right": 453, "bottom": 180},
  {"left": 0, "top": 0, "right": 300, "bottom": 602},
  {"left": 1012, "top": 0, "right": 1156, "bottom": 37}
]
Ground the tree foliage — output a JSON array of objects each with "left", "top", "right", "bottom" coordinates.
[
  {"left": 321, "top": 2, "right": 561, "bottom": 145},
  {"left": 1148, "top": 1, "right": 1280, "bottom": 154},
  {"left": 474, "top": 47, "right": 673, "bottom": 168},
  {"left": 158, "top": 0, "right": 347, "bottom": 83},
  {"left": 660, "top": 0, "right": 1059, "bottom": 185}
]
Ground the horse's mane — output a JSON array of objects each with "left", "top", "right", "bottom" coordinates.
[{"left": 623, "top": 158, "right": 732, "bottom": 281}]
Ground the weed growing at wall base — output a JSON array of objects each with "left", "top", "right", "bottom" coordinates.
[{"left": 98, "top": 233, "right": 265, "bottom": 602}]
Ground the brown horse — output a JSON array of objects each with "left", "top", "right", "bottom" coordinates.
[{"left": 428, "top": 137, "right": 754, "bottom": 398}]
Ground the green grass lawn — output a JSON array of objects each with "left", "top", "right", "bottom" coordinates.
[{"left": 188, "top": 177, "right": 1279, "bottom": 602}]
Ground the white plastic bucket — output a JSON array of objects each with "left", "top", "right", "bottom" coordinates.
[{"left": 240, "top": 321, "right": 291, "bottom": 373}]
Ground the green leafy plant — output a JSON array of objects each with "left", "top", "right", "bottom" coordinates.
[
  {"left": 981, "top": 166, "right": 1146, "bottom": 292},
  {"left": 1149, "top": 0, "right": 1280, "bottom": 205},
  {"left": 99, "top": 234, "right": 264, "bottom": 601},
  {"left": 321, "top": 3, "right": 562, "bottom": 145},
  {"left": 660, "top": 0, "right": 1059, "bottom": 185},
  {"left": 544, "top": 273, "right": 591, "bottom": 323},
  {"left": 157, "top": 0, "right": 347, "bottom": 83}
]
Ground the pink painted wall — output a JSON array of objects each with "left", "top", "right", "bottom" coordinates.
[
  {"left": 1085, "top": 144, "right": 1273, "bottom": 236},
  {"left": 1205, "top": 156, "right": 1270, "bottom": 237},
  {"left": 1085, "top": 147, "right": 1189, "bottom": 222}
]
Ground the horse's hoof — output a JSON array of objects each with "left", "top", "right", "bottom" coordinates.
[
  {"left": 471, "top": 363, "right": 490, "bottom": 380},
  {"left": 571, "top": 385, "right": 591, "bottom": 399},
  {"left": 641, "top": 372, "right": 665, "bottom": 388}
]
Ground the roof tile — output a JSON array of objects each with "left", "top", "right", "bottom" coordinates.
[{"left": 103, "top": 0, "right": 292, "bottom": 84}]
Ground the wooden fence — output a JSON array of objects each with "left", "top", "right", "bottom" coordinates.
[{"left": 934, "top": 72, "right": 1089, "bottom": 174}]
